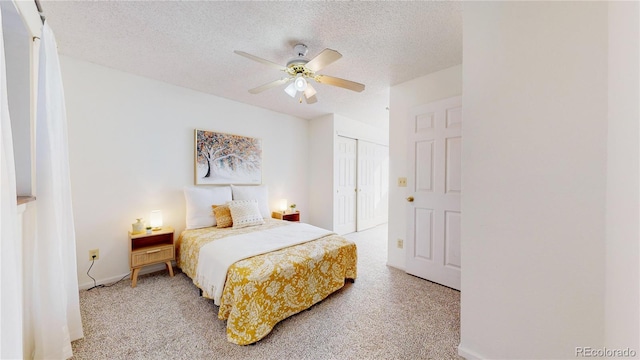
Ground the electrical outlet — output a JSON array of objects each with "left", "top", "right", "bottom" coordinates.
[
  {"left": 89, "top": 249, "right": 99, "bottom": 261},
  {"left": 398, "top": 177, "right": 407, "bottom": 187},
  {"left": 397, "top": 239, "right": 404, "bottom": 249}
]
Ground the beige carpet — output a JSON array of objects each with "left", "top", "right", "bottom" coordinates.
[{"left": 71, "top": 224, "right": 461, "bottom": 359}]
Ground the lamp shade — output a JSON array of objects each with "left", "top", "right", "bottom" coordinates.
[
  {"left": 284, "top": 82, "right": 297, "bottom": 98},
  {"left": 304, "top": 84, "right": 317, "bottom": 98},
  {"left": 150, "top": 210, "right": 163, "bottom": 229},
  {"left": 293, "top": 76, "right": 307, "bottom": 91},
  {"left": 279, "top": 199, "right": 288, "bottom": 212}
]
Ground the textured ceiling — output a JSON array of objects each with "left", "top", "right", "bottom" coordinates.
[{"left": 39, "top": 1, "right": 462, "bottom": 129}]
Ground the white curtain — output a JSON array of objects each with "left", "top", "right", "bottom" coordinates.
[
  {"left": 32, "top": 21, "right": 83, "bottom": 359},
  {"left": 0, "top": 7, "right": 23, "bottom": 360}
]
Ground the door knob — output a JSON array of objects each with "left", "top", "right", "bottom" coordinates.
[{"left": 406, "top": 196, "right": 414, "bottom": 202}]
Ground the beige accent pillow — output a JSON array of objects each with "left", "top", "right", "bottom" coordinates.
[
  {"left": 228, "top": 200, "right": 265, "bottom": 229},
  {"left": 212, "top": 205, "right": 233, "bottom": 228}
]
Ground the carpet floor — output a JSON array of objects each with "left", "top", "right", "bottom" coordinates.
[{"left": 71, "top": 224, "right": 461, "bottom": 359}]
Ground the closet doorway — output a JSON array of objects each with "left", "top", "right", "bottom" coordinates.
[{"left": 334, "top": 136, "right": 389, "bottom": 235}]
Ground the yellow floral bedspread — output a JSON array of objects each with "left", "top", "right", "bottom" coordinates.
[{"left": 177, "top": 219, "right": 357, "bottom": 345}]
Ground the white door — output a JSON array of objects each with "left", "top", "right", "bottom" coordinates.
[
  {"left": 335, "top": 136, "right": 357, "bottom": 235},
  {"left": 406, "top": 96, "right": 462, "bottom": 290},
  {"left": 357, "top": 140, "right": 376, "bottom": 231},
  {"left": 357, "top": 140, "right": 389, "bottom": 231}
]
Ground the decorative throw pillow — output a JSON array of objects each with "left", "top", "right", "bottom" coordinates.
[
  {"left": 184, "top": 186, "right": 232, "bottom": 229},
  {"left": 228, "top": 200, "right": 265, "bottom": 229},
  {"left": 212, "top": 205, "right": 233, "bottom": 228},
  {"left": 230, "top": 185, "right": 270, "bottom": 219}
]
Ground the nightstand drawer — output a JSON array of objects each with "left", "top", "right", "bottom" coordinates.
[
  {"left": 272, "top": 211, "right": 300, "bottom": 222},
  {"left": 131, "top": 245, "right": 174, "bottom": 268}
]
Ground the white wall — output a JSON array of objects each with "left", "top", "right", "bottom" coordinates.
[
  {"left": 308, "top": 114, "right": 334, "bottom": 230},
  {"left": 60, "top": 56, "right": 311, "bottom": 287},
  {"left": 605, "top": 1, "right": 639, "bottom": 352},
  {"left": 334, "top": 113, "right": 388, "bottom": 146},
  {"left": 460, "top": 2, "right": 615, "bottom": 359},
  {"left": 387, "top": 65, "right": 462, "bottom": 269}
]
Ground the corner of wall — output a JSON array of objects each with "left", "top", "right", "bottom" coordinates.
[
  {"left": 604, "top": 0, "right": 640, "bottom": 351},
  {"left": 308, "top": 115, "right": 335, "bottom": 230}
]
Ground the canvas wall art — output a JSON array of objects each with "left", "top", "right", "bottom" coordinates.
[{"left": 195, "top": 129, "right": 262, "bottom": 185}]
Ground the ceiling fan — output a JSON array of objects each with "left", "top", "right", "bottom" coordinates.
[{"left": 234, "top": 44, "right": 365, "bottom": 104}]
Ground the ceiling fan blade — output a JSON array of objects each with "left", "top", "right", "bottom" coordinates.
[
  {"left": 305, "top": 49, "right": 342, "bottom": 72},
  {"left": 249, "top": 78, "right": 290, "bottom": 94},
  {"left": 315, "top": 75, "right": 365, "bottom": 92},
  {"left": 304, "top": 84, "right": 318, "bottom": 104},
  {"left": 234, "top": 50, "right": 287, "bottom": 71}
]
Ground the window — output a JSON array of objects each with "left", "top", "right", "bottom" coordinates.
[{"left": 2, "top": 1, "right": 34, "bottom": 199}]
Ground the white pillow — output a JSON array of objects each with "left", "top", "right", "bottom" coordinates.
[
  {"left": 184, "top": 186, "right": 232, "bottom": 229},
  {"left": 230, "top": 185, "right": 270, "bottom": 219},
  {"left": 228, "top": 200, "right": 265, "bottom": 229}
]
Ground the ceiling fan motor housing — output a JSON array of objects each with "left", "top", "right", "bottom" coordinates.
[
  {"left": 286, "top": 44, "right": 311, "bottom": 75},
  {"left": 293, "top": 44, "right": 308, "bottom": 57}
]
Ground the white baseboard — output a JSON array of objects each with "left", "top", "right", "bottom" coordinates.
[
  {"left": 458, "top": 343, "right": 485, "bottom": 360},
  {"left": 78, "top": 263, "right": 169, "bottom": 290},
  {"left": 385, "top": 262, "right": 406, "bottom": 271}
]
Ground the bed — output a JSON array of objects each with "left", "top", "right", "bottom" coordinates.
[{"left": 177, "top": 217, "right": 357, "bottom": 345}]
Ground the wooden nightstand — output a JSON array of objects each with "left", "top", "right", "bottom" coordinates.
[
  {"left": 128, "top": 226, "right": 175, "bottom": 287},
  {"left": 272, "top": 211, "right": 300, "bottom": 222}
]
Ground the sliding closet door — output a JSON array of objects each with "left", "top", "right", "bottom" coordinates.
[
  {"left": 356, "top": 140, "right": 388, "bottom": 231},
  {"left": 334, "top": 136, "right": 389, "bottom": 234},
  {"left": 334, "top": 136, "right": 357, "bottom": 235}
]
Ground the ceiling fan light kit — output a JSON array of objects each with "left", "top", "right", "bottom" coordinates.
[
  {"left": 293, "top": 75, "right": 307, "bottom": 92},
  {"left": 304, "top": 84, "right": 317, "bottom": 98},
  {"left": 284, "top": 82, "right": 297, "bottom": 98},
  {"left": 234, "top": 43, "right": 365, "bottom": 104}
]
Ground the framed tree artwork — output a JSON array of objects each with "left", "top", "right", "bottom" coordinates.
[{"left": 195, "top": 129, "right": 262, "bottom": 185}]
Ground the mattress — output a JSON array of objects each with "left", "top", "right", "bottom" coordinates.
[{"left": 177, "top": 219, "right": 357, "bottom": 345}]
